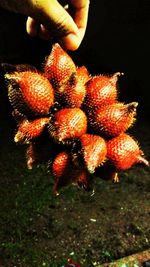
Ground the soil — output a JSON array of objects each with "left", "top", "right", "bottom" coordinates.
[{"left": 0, "top": 112, "right": 149, "bottom": 267}]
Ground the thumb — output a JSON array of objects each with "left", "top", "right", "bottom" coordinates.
[{"left": 29, "top": 0, "right": 81, "bottom": 50}]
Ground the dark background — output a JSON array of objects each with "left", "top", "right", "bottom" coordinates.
[{"left": 0, "top": 0, "right": 150, "bottom": 119}]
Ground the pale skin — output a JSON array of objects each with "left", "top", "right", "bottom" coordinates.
[{"left": 0, "top": 0, "right": 90, "bottom": 50}]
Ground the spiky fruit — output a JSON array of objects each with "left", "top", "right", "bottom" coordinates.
[
  {"left": 43, "top": 43, "right": 76, "bottom": 89},
  {"left": 80, "top": 134, "right": 107, "bottom": 173},
  {"left": 6, "top": 71, "right": 54, "bottom": 116},
  {"left": 14, "top": 117, "right": 50, "bottom": 143},
  {"left": 49, "top": 108, "right": 87, "bottom": 142},
  {"left": 52, "top": 151, "right": 90, "bottom": 194},
  {"left": 52, "top": 151, "right": 72, "bottom": 194},
  {"left": 4, "top": 42, "right": 148, "bottom": 194},
  {"left": 58, "top": 73, "right": 86, "bottom": 108},
  {"left": 52, "top": 151, "right": 70, "bottom": 179},
  {"left": 84, "top": 72, "right": 122, "bottom": 111},
  {"left": 107, "top": 133, "right": 149, "bottom": 170},
  {"left": 76, "top": 65, "right": 90, "bottom": 85},
  {"left": 90, "top": 102, "right": 138, "bottom": 137}
]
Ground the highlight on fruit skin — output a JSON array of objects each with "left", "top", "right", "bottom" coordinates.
[
  {"left": 84, "top": 72, "right": 123, "bottom": 111},
  {"left": 5, "top": 71, "right": 54, "bottom": 116},
  {"left": 79, "top": 133, "right": 107, "bottom": 173},
  {"left": 90, "top": 102, "right": 138, "bottom": 137},
  {"left": 76, "top": 65, "right": 90, "bottom": 85},
  {"left": 14, "top": 117, "right": 50, "bottom": 144},
  {"left": 52, "top": 150, "right": 90, "bottom": 194},
  {"left": 48, "top": 107, "right": 87, "bottom": 143},
  {"left": 52, "top": 150, "right": 78, "bottom": 193},
  {"left": 106, "top": 133, "right": 149, "bottom": 171},
  {"left": 43, "top": 43, "right": 76, "bottom": 89},
  {"left": 58, "top": 72, "right": 86, "bottom": 108}
]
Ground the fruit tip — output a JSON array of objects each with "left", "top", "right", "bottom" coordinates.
[
  {"left": 137, "top": 155, "right": 149, "bottom": 167},
  {"left": 14, "top": 134, "right": 19, "bottom": 143},
  {"left": 127, "top": 101, "right": 138, "bottom": 111},
  {"left": 4, "top": 72, "right": 20, "bottom": 82},
  {"left": 110, "top": 72, "right": 124, "bottom": 83}
]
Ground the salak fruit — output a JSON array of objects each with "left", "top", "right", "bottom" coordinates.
[
  {"left": 107, "top": 133, "right": 149, "bottom": 170},
  {"left": 43, "top": 43, "right": 76, "bottom": 89},
  {"left": 48, "top": 108, "right": 87, "bottom": 143},
  {"left": 90, "top": 102, "right": 138, "bottom": 137},
  {"left": 4, "top": 42, "right": 149, "bottom": 194},
  {"left": 6, "top": 71, "right": 54, "bottom": 116}
]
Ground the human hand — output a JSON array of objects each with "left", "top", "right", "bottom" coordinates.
[{"left": 26, "top": 0, "right": 90, "bottom": 50}]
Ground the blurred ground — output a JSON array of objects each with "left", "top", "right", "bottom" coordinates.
[{"left": 0, "top": 112, "right": 149, "bottom": 266}]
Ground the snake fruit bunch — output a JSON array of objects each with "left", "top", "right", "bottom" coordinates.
[{"left": 4, "top": 43, "right": 149, "bottom": 194}]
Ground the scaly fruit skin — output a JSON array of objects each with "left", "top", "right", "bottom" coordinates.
[
  {"left": 76, "top": 65, "right": 90, "bottom": 85},
  {"left": 43, "top": 43, "right": 76, "bottom": 89},
  {"left": 15, "top": 117, "right": 50, "bottom": 143},
  {"left": 84, "top": 72, "right": 121, "bottom": 111},
  {"left": 59, "top": 73, "right": 86, "bottom": 108},
  {"left": 90, "top": 102, "right": 138, "bottom": 138},
  {"left": 52, "top": 151, "right": 71, "bottom": 179},
  {"left": 6, "top": 71, "right": 54, "bottom": 115},
  {"left": 49, "top": 108, "right": 87, "bottom": 142},
  {"left": 4, "top": 42, "right": 148, "bottom": 194},
  {"left": 52, "top": 151, "right": 72, "bottom": 194},
  {"left": 80, "top": 134, "right": 107, "bottom": 173},
  {"left": 107, "top": 133, "right": 149, "bottom": 170},
  {"left": 52, "top": 151, "right": 90, "bottom": 194}
]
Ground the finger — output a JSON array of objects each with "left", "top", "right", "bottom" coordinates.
[
  {"left": 31, "top": 0, "right": 81, "bottom": 50},
  {"left": 69, "top": 0, "right": 90, "bottom": 40},
  {"left": 26, "top": 17, "right": 39, "bottom": 37}
]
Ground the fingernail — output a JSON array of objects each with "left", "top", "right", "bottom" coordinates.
[{"left": 60, "top": 33, "right": 81, "bottom": 51}]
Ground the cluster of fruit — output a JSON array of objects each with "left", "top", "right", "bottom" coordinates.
[{"left": 5, "top": 43, "right": 149, "bottom": 194}]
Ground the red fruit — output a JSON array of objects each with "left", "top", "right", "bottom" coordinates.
[
  {"left": 76, "top": 65, "right": 90, "bottom": 85},
  {"left": 52, "top": 151, "right": 90, "bottom": 194},
  {"left": 52, "top": 151, "right": 71, "bottom": 194},
  {"left": 43, "top": 43, "right": 76, "bottom": 88},
  {"left": 107, "top": 133, "right": 149, "bottom": 170},
  {"left": 91, "top": 102, "right": 138, "bottom": 137},
  {"left": 15, "top": 117, "right": 50, "bottom": 143},
  {"left": 49, "top": 108, "right": 87, "bottom": 142},
  {"left": 80, "top": 134, "right": 107, "bottom": 173},
  {"left": 84, "top": 72, "right": 122, "bottom": 110},
  {"left": 6, "top": 71, "right": 54, "bottom": 115},
  {"left": 59, "top": 73, "right": 86, "bottom": 108},
  {"left": 52, "top": 151, "right": 70, "bottom": 179}
]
